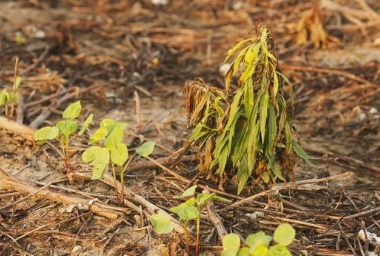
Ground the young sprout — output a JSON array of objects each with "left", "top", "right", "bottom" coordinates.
[
  {"left": 34, "top": 100, "right": 93, "bottom": 180},
  {"left": 83, "top": 117, "right": 156, "bottom": 204},
  {"left": 221, "top": 223, "right": 295, "bottom": 256},
  {"left": 169, "top": 185, "right": 230, "bottom": 256}
]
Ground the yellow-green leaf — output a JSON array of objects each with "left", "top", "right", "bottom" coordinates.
[
  {"left": 273, "top": 223, "right": 295, "bottom": 246},
  {"left": 224, "top": 38, "right": 252, "bottom": 62},
  {"left": 136, "top": 141, "right": 155, "bottom": 157},
  {"left": 34, "top": 126, "right": 59, "bottom": 141},
  {"left": 150, "top": 214, "right": 174, "bottom": 234},
  {"left": 259, "top": 91, "right": 269, "bottom": 144},
  {"left": 110, "top": 143, "right": 128, "bottom": 166},
  {"left": 62, "top": 101, "right": 81, "bottom": 119}
]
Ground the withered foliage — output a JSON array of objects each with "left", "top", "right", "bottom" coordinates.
[{"left": 184, "top": 26, "right": 309, "bottom": 194}]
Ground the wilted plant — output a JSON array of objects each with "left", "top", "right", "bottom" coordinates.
[
  {"left": 34, "top": 100, "right": 93, "bottom": 179},
  {"left": 294, "top": 4, "right": 340, "bottom": 49},
  {"left": 184, "top": 26, "right": 309, "bottom": 194}
]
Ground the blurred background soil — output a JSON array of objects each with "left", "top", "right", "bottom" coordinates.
[{"left": 1, "top": 0, "right": 380, "bottom": 255}]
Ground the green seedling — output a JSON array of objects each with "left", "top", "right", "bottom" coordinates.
[
  {"left": 34, "top": 100, "right": 93, "bottom": 178},
  {"left": 184, "top": 25, "right": 309, "bottom": 194},
  {"left": 83, "top": 119, "right": 155, "bottom": 204},
  {"left": 0, "top": 58, "right": 21, "bottom": 119},
  {"left": 167, "top": 185, "right": 230, "bottom": 256},
  {"left": 221, "top": 223, "right": 295, "bottom": 256},
  {"left": 0, "top": 88, "right": 18, "bottom": 118},
  {"left": 82, "top": 118, "right": 128, "bottom": 203}
]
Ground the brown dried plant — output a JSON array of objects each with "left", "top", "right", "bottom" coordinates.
[{"left": 294, "top": 4, "right": 340, "bottom": 49}]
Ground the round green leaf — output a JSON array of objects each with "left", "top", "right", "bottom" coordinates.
[
  {"left": 62, "top": 100, "right": 82, "bottom": 119},
  {"left": 100, "top": 118, "right": 127, "bottom": 133},
  {"left": 82, "top": 146, "right": 109, "bottom": 165},
  {"left": 179, "top": 206, "right": 199, "bottom": 220},
  {"left": 136, "top": 141, "right": 155, "bottom": 157},
  {"left": 273, "top": 223, "right": 295, "bottom": 246},
  {"left": 56, "top": 120, "right": 78, "bottom": 141},
  {"left": 249, "top": 244, "right": 268, "bottom": 256},
  {"left": 246, "top": 231, "right": 272, "bottom": 249},
  {"left": 150, "top": 214, "right": 174, "bottom": 234},
  {"left": 170, "top": 198, "right": 198, "bottom": 221},
  {"left": 268, "top": 244, "right": 292, "bottom": 256},
  {"left": 0, "top": 89, "right": 10, "bottom": 105},
  {"left": 34, "top": 126, "right": 59, "bottom": 141},
  {"left": 105, "top": 126, "right": 124, "bottom": 150},
  {"left": 82, "top": 146, "right": 110, "bottom": 179},
  {"left": 236, "top": 247, "right": 250, "bottom": 256},
  {"left": 110, "top": 143, "right": 128, "bottom": 166},
  {"left": 222, "top": 234, "right": 240, "bottom": 255},
  {"left": 90, "top": 126, "right": 108, "bottom": 144}
]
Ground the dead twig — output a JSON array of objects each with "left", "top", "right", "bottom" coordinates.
[
  {"left": 222, "top": 172, "right": 354, "bottom": 212},
  {"left": 0, "top": 116, "right": 35, "bottom": 138},
  {"left": 72, "top": 171, "right": 186, "bottom": 235},
  {"left": 281, "top": 64, "right": 379, "bottom": 88},
  {"left": 304, "top": 144, "right": 380, "bottom": 176},
  {"left": 205, "top": 189, "right": 227, "bottom": 241},
  {"left": 0, "top": 168, "right": 120, "bottom": 219},
  {"left": 145, "top": 155, "right": 242, "bottom": 200}
]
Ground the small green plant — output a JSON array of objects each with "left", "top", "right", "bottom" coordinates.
[
  {"left": 221, "top": 223, "right": 295, "bottom": 256},
  {"left": 82, "top": 118, "right": 128, "bottom": 203},
  {"left": 34, "top": 100, "right": 93, "bottom": 178},
  {"left": 184, "top": 25, "right": 309, "bottom": 194},
  {"left": 151, "top": 185, "right": 230, "bottom": 256},
  {"left": 1, "top": 58, "right": 21, "bottom": 119},
  {"left": 0, "top": 88, "right": 18, "bottom": 118},
  {"left": 83, "top": 120, "right": 155, "bottom": 203},
  {"left": 83, "top": 118, "right": 128, "bottom": 180}
]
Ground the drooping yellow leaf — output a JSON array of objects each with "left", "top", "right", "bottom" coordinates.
[
  {"left": 239, "top": 63, "right": 255, "bottom": 84},
  {"left": 224, "top": 38, "right": 253, "bottom": 62},
  {"left": 273, "top": 65, "right": 279, "bottom": 97}
]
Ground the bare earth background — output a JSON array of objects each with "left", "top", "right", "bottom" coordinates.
[{"left": 1, "top": 0, "right": 380, "bottom": 255}]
